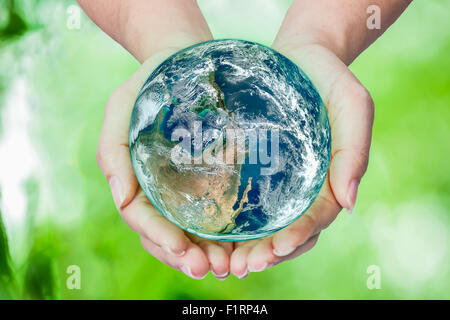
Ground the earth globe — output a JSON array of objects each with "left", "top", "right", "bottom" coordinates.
[{"left": 129, "top": 39, "right": 331, "bottom": 241}]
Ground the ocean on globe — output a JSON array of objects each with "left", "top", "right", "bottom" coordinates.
[{"left": 129, "top": 39, "right": 331, "bottom": 241}]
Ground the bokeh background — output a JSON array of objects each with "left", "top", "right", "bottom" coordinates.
[{"left": 0, "top": 0, "right": 448, "bottom": 299}]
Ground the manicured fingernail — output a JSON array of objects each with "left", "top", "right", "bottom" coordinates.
[
  {"left": 248, "top": 263, "right": 267, "bottom": 273},
  {"left": 163, "top": 246, "right": 185, "bottom": 257},
  {"left": 181, "top": 265, "right": 206, "bottom": 280},
  {"left": 211, "top": 270, "right": 229, "bottom": 278},
  {"left": 273, "top": 247, "right": 295, "bottom": 257},
  {"left": 346, "top": 179, "right": 360, "bottom": 214},
  {"left": 109, "top": 176, "right": 125, "bottom": 209},
  {"left": 237, "top": 269, "right": 249, "bottom": 279},
  {"left": 212, "top": 270, "right": 229, "bottom": 280}
]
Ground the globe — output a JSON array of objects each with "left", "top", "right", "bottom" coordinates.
[{"left": 129, "top": 39, "right": 331, "bottom": 241}]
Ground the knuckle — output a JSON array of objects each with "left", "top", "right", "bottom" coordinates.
[
  {"left": 282, "top": 227, "right": 301, "bottom": 245},
  {"left": 355, "top": 84, "right": 371, "bottom": 102},
  {"left": 352, "top": 145, "right": 371, "bottom": 174},
  {"left": 105, "top": 85, "right": 127, "bottom": 114},
  {"left": 139, "top": 214, "right": 155, "bottom": 239},
  {"left": 299, "top": 213, "right": 316, "bottom": 231},
  {"left": 140, "top": 236, "right": 147, "bottom": 247},
  {"left": 310, "top": 234, "right": 320, "bottom": 247},
  {"left": 354, "top": 84, "right": 375, "bottom": 116},
  {"left": 95, "top": 141, "right": 114, "bottom": 179},
  {"left": 109, "top": 85, "right": 126, "bottom": 103},
  {"left": 346, "top": 147, "right": 370, "bottom": 176},
  {"left": 96, "top": 145, "right": 106, "bottom": 169},
  {"left": 172, "top": 240, "right": 188, "bottom": 253},
  {"left": 104, "top": 93, "right": 117, "bottom": 115},
  {"left": 285, "top": 215, "right": 315, "bottom": 243}
]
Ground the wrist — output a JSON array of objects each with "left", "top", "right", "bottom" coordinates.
[
  {"left": 273, "top": 1, "right": 370, "bottom": 65},
  {"left": 273, "top": 26, "right": 355, "bottom": 66},
  {"left": 273, "top": 0, "right": 412, "bottom": 66},
  {"left": 119, "top": 1, "right": 213, "bottom": 63}
]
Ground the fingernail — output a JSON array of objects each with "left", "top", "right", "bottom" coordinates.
[
  {"left": 248, "top": 263, "right": 267, "bottom": 273},
  {"left": 217, "top": 275, "right": 229, "bottom": 281},
  {"left": 163, "top": 246, "right": 185, "bottom": 257},
  {"left": 109, "top": 176, "right": 125, "bottom": 209},
  {"left": 237, "top": 269, "right": 249, "bottom": 279},
  {"left": 211, "top": 270, "right": 229, "bottom": 278},
  {"left": 181, "top": 265, "right": 206, "bottom": 280},
  {"left": 212, "top": 270, "right": 229, "bottom": 280},
  {"left": 346, "top": 179, "right": 360, "bottom": 214},
  {"left": 273, "top": 247, "right": 295, "bottom": 257}
]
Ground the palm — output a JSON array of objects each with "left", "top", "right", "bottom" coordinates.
[{"left": 99, "top": 44, "right": 373, "bottom": 280}]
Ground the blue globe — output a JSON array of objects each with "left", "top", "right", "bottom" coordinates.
[{"left": 129, "top": 39, "right": 331, "bottom": 241}]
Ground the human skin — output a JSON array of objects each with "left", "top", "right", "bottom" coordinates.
[
  {"left": 230, "top": 0, "right": 412, "bottom": 278},
  {"left": 77, "top": 0, "right": 412, "bottom": 280}
]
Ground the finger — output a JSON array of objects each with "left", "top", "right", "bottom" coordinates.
[
  {"left": 246, "top": 238, "right": 278, "bottom": 273},
  {"left": 140, "top": 236, "right": 175, "bottom": 267},
  {"left": 121, "top": 190, "right": 190, "bottom": 256},
  {"left": 230, "top": 241, "right": 256, "bottom": 279},
  {"left": 140, "top": 236, "right": 209, "bottom": 279},
  {"left": 196, "top": 240, "right": 230, "bottom": 280},
  {"left": 217, "top": 241, "right": 234, "bottom": 256},
  {"left": 327, "top": 72, "right": 374, "bottom": 213},
  {"left": 97, "top": 84, "right": 139, "bottom": 209},
  {"left": 271, "top": 180, "right": 340, "bottom": 256},
  {"left": 246, "top": 234, "right": 320, "bottom": 273},
  {"left": 189, "top": 233, "right": 234, "bottom": 256},
  {"left": 273, "top": 233, "right": 320, "bottom": 266}
]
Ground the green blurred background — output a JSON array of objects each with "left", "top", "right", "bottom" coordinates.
[{"left": 0, "top": 0, "right": 448, "bottom": 299}]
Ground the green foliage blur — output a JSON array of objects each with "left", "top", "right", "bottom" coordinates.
[{"left": 0, "top": 0, "right": 448, "bottom": 299}]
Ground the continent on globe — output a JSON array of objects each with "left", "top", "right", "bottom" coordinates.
[{"left": 129, "top": 39, "right": 331, "bottom": 241}]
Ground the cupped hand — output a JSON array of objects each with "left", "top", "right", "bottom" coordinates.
[
  {"left": 97, "top": 43, "right": 374, "bottom": 280},
  {"left": 96, "top": 49, "right": 233, "bottom": 280},
  {"left": 230, "top": 43, "right": 374, "bottom": 278}
]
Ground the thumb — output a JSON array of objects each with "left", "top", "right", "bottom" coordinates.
[
  {"left": 97, "top": 50, "right": 185, "bottom": 209},
  {"left": 327, "top": 71, "right": 374, "bottom": 213},
  {"left": 97, "top": 86, "right": 139, "bottom": 209}
]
